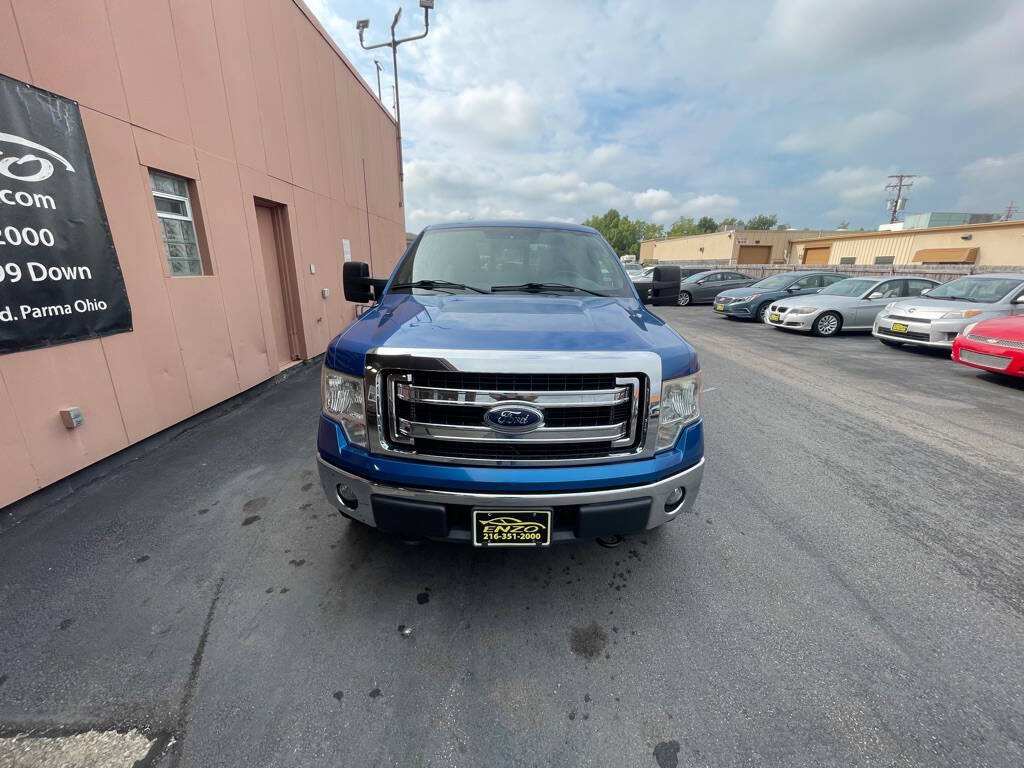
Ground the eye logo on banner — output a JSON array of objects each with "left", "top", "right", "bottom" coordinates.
[
  {"left": 0, "top": 74, "right": 132, "bottom": 354},
  {"left": 0, "top": 132, "right": 76, "bottom": 183}
]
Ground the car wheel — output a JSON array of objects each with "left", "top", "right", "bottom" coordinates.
[
  {"left": 813, "top": 311, "right": 842, "bottom": 336},
  {"left": 756, "top": 302, "right": 771, "bottom": 323},
  {"left": 677, "top": 291, "right": 692, "bottom": 306}
]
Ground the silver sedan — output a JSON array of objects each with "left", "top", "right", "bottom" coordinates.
[
  {"left": 766, "top": 276, "right": 939, "bottom": 336},
  {"left": 874, "top": 272, "right": 1024, "bottom": 348}
]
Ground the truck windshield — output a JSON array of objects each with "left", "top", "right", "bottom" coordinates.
[{"left": 389, "top": 226, "right": 633, "bottom": 297}]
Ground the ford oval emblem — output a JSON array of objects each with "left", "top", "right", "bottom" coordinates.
[{"left": 484, "top": 404, "right": 545, "bottom": 434}]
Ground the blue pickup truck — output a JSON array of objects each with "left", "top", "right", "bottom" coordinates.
[{"left": 317, "top": 221, "right": 703, "bottom": 546}]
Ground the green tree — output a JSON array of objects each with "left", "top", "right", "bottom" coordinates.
[
  {"left": 717, "top": 217, "right": 745, "bottom": 230},
  {"left": 667, "top": 216, "right": 698, "bottom": 238},
  {"left": 582, "top": 209, "right": 662, "bottom": 255},
  {"left": 745, "top": 214, "right": 778, "bottom": 230},
  {"left": 696, "top": 216, "right": 718, "bottom": 233}
]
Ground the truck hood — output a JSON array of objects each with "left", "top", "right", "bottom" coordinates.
[{"left": 326, "top": 293, "right": 697, "bottom": 378}]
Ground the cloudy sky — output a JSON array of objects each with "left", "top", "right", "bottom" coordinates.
[{"left": 307, "top": 0, "right": 1024, "bottom": 232}]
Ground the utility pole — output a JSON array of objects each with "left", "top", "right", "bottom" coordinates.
[
  {"left": 373, "top": 60, "right": 383, "bottom": 102},
  {"left": 357, "top": 2, "right": 435, "bottom": 209},
  {"left": 885, "top": 173, "right": 916, "bottom": 224},
  {"left": 1003, "top": 200, "right": 1018, "bottom": 221}
]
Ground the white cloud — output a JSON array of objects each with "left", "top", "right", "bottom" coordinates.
[
  {"left": 680, "top": 194, "right": 740, "bottom": 215},
  {"left": 778, "top": 109, "right": 908, "bottom": 154},
  {"left": 419, "top": 82, "right": 544, "bottom": 147},
  {"left": 632, "top": 188, "right": 675, "bottom": 209},
  {"left": 960, "top": 151, "right": 1024, "bottom": 177}
]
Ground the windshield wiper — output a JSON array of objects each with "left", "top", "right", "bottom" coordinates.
[
  {"left": 490, "top": 282, "right": 609, "bottom": 297},
  {"left": 390, "top": 279, "right": 487, "bottom": 294}
]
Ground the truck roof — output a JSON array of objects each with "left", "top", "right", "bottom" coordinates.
[{"left": 422, "top": 219, "right": 597, "bottom": 234}]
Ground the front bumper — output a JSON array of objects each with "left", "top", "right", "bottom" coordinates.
[
  {"left": 765, "top": 310, "right": 815, "bottom": 331},
  {"left": 952, "top": 338, "right": 1024, "bottom": 377},
  {"left": 318, "top": 455, "right": 705, "bottom": 543},
  {"left": 712, "top": 299, "right": 757, "bottom": 317},
  {"left": 873, "top": 315, "right": 966, "bottom": 348}
]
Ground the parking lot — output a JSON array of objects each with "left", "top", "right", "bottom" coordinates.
[{"left": 1, "top": 305, "right": 1022, "bottom": 768}]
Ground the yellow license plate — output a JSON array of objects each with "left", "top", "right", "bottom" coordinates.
[
  {"left": 473, "top": 510, "right": 551, "bottom": 547},
  {"left": 891, "top": 322, "right": 909, "bottom": 333},
  {"left": 715, "top": 303, "right": 725, "bottom": 311},
  {"left": 769, "top": 312, "right": 780, "bottom": 323}
]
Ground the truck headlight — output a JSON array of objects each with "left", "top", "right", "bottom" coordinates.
[
  {"left": 656, "top": 372, "right": 701, "bottom": 451},
  {"left": 322, "top": 368, "right": 367, "bottom": 448},
  {"left": 940, "top": 309, "right": 982, "bottom": 320}
]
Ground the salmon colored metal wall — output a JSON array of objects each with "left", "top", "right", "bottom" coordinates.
[{"left": 0, "top": 0, "right": 406, "bottom": 508}]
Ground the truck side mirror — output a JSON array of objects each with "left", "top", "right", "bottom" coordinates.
[
  {"left": 344, "top": 261, "right": 388, "bottom": 304},
  {"left": 343, "top": 261, "right": 374, "bottom": 303},
  {"left": 643, "top": 265, "right": 682, "bottom": 305}
]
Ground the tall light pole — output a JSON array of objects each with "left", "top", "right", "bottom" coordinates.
[{"left": 357, "top": 1, "right": 434, "bottom": 209}]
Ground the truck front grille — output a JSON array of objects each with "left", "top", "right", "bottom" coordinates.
[{"left": 378, "top": 370, "right": 646, "bottom": 464}]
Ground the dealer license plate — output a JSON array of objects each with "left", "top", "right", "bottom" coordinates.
[
  {"left": 715, "top": 303, "right": 725, "bottom": 311},
  {"left": 769, "top": 312, "right": 781, "bottom": 323},
  {"left": 890, "top": 322, "right": 909, "bottom": 333},
  {"left": 473, "top": 510, "right": 551, "bottom": 547}
]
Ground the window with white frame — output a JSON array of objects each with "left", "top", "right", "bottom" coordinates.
[{"left": 150, "top": 170, "right": 205, "bottom": 276}]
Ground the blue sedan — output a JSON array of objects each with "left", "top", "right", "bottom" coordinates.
[{"left": 713, "top": 271, "right": 850, "bottom": 323}]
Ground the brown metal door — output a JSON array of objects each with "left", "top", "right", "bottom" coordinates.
[
  {"left": 803, "top": 246, "right": 831, "bottom": 265},
  {"left": 256, "top": 204, "right": 297, "bottom": 368},
  {"left": 737, "top": 245, "right": 771, "bottom": 264}
]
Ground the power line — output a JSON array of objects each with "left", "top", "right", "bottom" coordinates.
[{"left": 885, "top": 174, "right": 917, "bottom": 223}]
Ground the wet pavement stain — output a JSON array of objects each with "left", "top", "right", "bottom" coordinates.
[
  {"left": 288, "top": 559, "right": 306, "bottom": 567},
  {"left": 653, "top": 740, "right": 680, "bottom": 768},
  {"left": 300, "top": 502, "right": 312, "bottom": 510},
  {"left": 196, "top": 508, "right": 209, "bottom": 515},
  {"left": 569, "top": 622, "right": 607, "bottom": 661},
  {"left": 368, "top": 688, "right": 382, "bottom": 699},
  {"left": 301, "top": 483, "right": 313, "bottom": 492},
  {"left": 243, "top": 497, "right": 268, "bottom": 514},
  {"left": 58, "top": 618, "right": 74, "bottom": 631},
  {"left": 280, "top": 587, "right": 290, "bottom": 594},
  {"left": 265, "top": 587, "right": 274, "bottom": 594},
  {"left": 416, "top": 591, "right": 430, "bottom": 605},
  {"left": 242, "top": 515, "right": 261, "bottom": 526},
  {"left": 332, "top": 691, "right": 344, "bottom": 702},
  {"left": 135, "top": 555, "right": 150, "bottom": 563},
  {"left": 0, "top": 674, "right": 7, "bottom": 686}
]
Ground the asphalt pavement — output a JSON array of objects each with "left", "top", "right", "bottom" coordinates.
[{"left": 1, "top": 306, "right": 1022, "bottom": 768}]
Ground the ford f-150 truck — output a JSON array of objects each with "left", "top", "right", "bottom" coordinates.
[{"left": 317, "top": 221, "right": 703, "bottom": 546}]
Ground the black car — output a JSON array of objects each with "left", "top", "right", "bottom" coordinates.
[{"left": 676, "top": 270, "right": 757, "bottom": 306}]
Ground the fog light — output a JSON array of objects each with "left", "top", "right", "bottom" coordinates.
[
  {"left": 664, "top": 487, "right": 684, "bottom": 513},
  {"left": 337, "top": 484, "right": 358, "bottom": 510}
]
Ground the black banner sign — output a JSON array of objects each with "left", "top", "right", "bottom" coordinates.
[{"left": 0, "top": 73, "right": 131, "bottom": 354}]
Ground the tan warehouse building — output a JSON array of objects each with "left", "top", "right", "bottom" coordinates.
[
  {"left": 0, "top": 0, "right": 405, "bottom": 508},
  {"left": 642, "top": 221, "right": 1024, "bottom": 270},
  {"left": 790, "top": 220, "right": 1024, "bottom": 267},
  {"left": 639, "top": 229, "right": 845, "bottom": 265}
]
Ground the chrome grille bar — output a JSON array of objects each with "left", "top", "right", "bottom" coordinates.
[
  {"left": 394, "top": 382, "right": 629, "bottom": 407},
  {"left": 396, "top": 418, "right": 628, "bottom": 443}
]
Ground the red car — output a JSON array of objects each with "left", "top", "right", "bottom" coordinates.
[{"left": 952, "top": 316, "right": 1024, "bottom": 378}]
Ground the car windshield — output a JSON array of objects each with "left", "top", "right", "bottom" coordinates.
[
  {"left": 923, "top": 276, "right": 1023, "bottom": 303},
  {"left": 751, "top": 274, "right": 797, "bottom": 289},
  {"left": 389, "top": 226, "right": 632, "bottom": 297},
  {"left": 819, "top": 278, "right": 877, "bottom": 297},
  {"left": 682, "top": 272, "right": 714, "bottom": 283}
]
